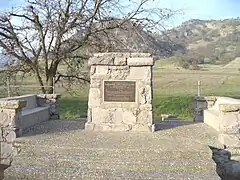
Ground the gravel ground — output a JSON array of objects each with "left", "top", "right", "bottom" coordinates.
[{"left": 5, "top": 120, "right": 221, "bottom": 180}]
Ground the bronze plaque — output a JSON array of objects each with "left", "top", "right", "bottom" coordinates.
[{"left": 104, "top": 81, "right": 136, "bottom": 102}]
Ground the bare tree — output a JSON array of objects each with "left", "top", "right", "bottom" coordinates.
[{"left": 0, "top": 0, "right": 178, "bottom": 93}]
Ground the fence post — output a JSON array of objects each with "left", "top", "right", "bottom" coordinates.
[
  {"left": 52, "top": 76, "right": 55, "bottom": 94},
  {"left": 197, "top": 80, "right": 201, "bottom": 96},
  {"left": 7, "top": 76, "right": 10, "bottom": 97}
]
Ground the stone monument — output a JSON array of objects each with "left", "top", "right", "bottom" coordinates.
[{"left": 85, "top": 52, "right": 154, "bottom": 132}]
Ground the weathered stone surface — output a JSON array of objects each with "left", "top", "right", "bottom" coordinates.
[
  {"left": 127, "top": 57, "right": 154, "bottom": 66},
  {"left": 93, "top": 52, "right": 131, "bottom": 58},
  {"left": 90, "top": 78, "right": 101, "bottom": 88},
  {"left": 130, "top": 52, "right": 151, "bottom": 57},
  {"left": 131, "top": 124, "right": 151, "bottom": 132},
  {"left": 1, "top": 143, "right": 14, "bottom": 159},
  {"left": 87, "top": 52, "right": 154, "bottom": 132},
  {"left": 194, "top": 96, "right": 217, "bottom": 122},
  {"left": 139, "top": 104, "right": 152, "bottom": 111},
  {"left": 137, "top": 110, "right": 153, "bottom": 125},
  {"left": 0, "top": 100, "right": 26, "bottom": 110},
  {"left": 88, "top": 55, "right": 115, "bottom": 66},
  {"left": 84, "top": 122, "right": 95, "bottom": 131},
  {"left": 95, "top": 66, "right": 109, "bottom": 75},
  {"left": 36, "top": 94, "right": 60, "bottom": 120},
  {"left": 87, "top": 108, "right": 92, "bottom": 123},
  {"left": 1, "top": 129, "right": 16, "bottom": 143},
  {"left": 218, "top": 134, "right": 240, "bottom": 148},
  {"left": 219, "top": 114, "right": 240, "bottom": 134},
  {"left": 37, "top": 94, "right": 61, "bottom": 99},
  {"left": 139, "top": 85, "right": 152, "bottom": 105},
  {"left": 114, "top": 57, "right": 127, "bottom": 65},
  {"left": 219, "top": 104, "right": 240, "bottom": 112},
  {"left": 109, "top": 66, "right": 130, "bottom": 79},
  {"left": 88, "top": 88, "right": 101, "bottom": 108},
  {"left": 112, "top": 108, "right": 136, "bottom": 124},
  {"left": 128, "top": 66, "right": 151, "bottom": 81},
  {"left": 90, "top": 66, "right": 96, "bottom": 76},
  {"left": 91, "top": 108, "right": 111, "bottom": 123}
]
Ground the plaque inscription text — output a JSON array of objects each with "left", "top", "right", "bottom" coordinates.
[{"left": 104, "top": 81, "right": 136, "bottom": 102}]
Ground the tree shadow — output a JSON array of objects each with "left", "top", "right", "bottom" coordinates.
[
  {"left": 21, "top": 119, "right": 87, "bottom": 137},
  {"left": 208, "top": 145, "right": 240, "bottom": 180},
  {"left": 153, "top": 119, "right": 200, "bottom": 131}
]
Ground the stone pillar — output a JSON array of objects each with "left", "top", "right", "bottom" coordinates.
[
  {"left": 85, "top": 53, "right": 154, "bottom": 132},
  {"left": 37, "top": 94, "right": 61, "bottom": 120},
  {"left": 0, "top": 100, "right": 25, "bottom": 179},
  {"left": 194, "top": 96, "right": 216, "bottom": 122},
  {"left": 218, "top": 104, "right": 240, "bottom": 161}
]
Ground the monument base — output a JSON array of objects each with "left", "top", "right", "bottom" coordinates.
[{"left": 85, "top": 122, "right": 153, "bottom": 132}]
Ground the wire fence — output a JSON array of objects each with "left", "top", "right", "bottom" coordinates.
[{"left": 0, "top": 77, "right": 56, "bottom": 97}]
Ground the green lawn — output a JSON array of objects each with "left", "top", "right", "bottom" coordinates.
[{"left": 59, "top": 94, "right": 194, "bottom": 120}]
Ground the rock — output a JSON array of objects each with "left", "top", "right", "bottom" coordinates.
[{"left": 209, "top": 145, "right": 240, "bottom": 180}]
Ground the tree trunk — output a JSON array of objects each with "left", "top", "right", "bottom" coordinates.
[
  {"left": 35, "top": 70, "right": 46, "bottom": 94},
  {"left": 46, "top": 76, "right": 54, "bottom": 94}
]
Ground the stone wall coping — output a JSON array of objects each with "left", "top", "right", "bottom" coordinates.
[
  {"left": 0, "top": 100, "right": 26, "bottom": 109},
  {"left": 194, "top": 96, "right": 217, "bottom": 101},
  {"left": 89, "top": 53, "right": 153, "bottom": 66},
  {"left": 37, "top": 94, "right": 61, "bottom": 99},
  {"left": 219, "top": 104, "right": 240, "bottom": 112},
  {"left": 0, "top": 94, "right": 36, "bottom": 101},
  {"left": 93, "top": 52, "right": 151, "bottom": 57}
]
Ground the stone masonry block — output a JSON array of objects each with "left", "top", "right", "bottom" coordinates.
[
  {"left": 0, "top": 142, "right": 14, "bottom": 159},
  {"left": 95, "top": 66, "right": 109, "bottom": 75},
  {"left": 114, "top": 57, "right": 127, "bottom": 65},
  {"left": 131, "top": 124, "right": 151, "bottom": 132},
  {"left": 112, "top": 108, "right": 136, "bottom": 124},
  {"left": 137, "top": 110, "right": 153, "bottom": 125},
  {"left": 0, "top": 100, "right": 26, "bottom": 110},
  {"left": 128, "top": 66, "right": 151, "bottom": 81},
  {"left": 219, "top": 112, "right": 240, "bottom": 134},
  {"left": 88, "top": 88, "right": 101, "bottom": 108},
  {"left": 88, "top": 55, "right": 114, "bottom": 66},
  {"left": 90, "top": 78, "right": 101, "bottom": 88},
  {"left": 139, "top": 85, "right": 152, "bottom": 105},
  {"left": 109, "top": 66, "right": 130, "bottom": 80},
  {"left": 218, "top": 133, "right": 240, "bottom": 148},
  {"left": 91, "top": 108, "right": 111, "bottom": 124},
  {"left": 130, "top": 53, "right": 151, "bottom": 57},
  {"left": 127, "top": 57, "right": 154, "bottom": 66}
]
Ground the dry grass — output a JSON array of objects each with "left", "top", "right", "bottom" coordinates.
[{"left": 1, "top": 61, "right": 240, "bottom": 120}]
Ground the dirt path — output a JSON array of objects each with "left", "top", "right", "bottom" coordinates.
[{"left": 5, "top": 120, "right": 221, "bottom": 180}]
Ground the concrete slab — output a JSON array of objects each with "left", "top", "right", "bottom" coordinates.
[{"left": 5, "top": 120, "right": 221, "bottom": 180}]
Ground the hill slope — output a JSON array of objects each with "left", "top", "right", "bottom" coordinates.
[{"left": 157, "top": 18, "right": 240, "bottom": 66}]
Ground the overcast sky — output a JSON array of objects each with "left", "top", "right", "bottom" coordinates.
[{"left": 0, "top": 0, "right": 240, "bottom": 28}]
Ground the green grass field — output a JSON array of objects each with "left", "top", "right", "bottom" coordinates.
[{"left": 1, "top": 60, "right": 240, "bottom": 121}]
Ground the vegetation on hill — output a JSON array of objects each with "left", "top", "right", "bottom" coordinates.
[{"left": 155, "top": 18, "right": 240, "bottom": 69}]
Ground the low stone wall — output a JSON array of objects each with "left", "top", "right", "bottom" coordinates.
[
  {"left": 218, "top": 104, "right": 240, "bottom": 161},
  {"left": 37, "top": 94, "right": 61, "bottom": 120},
  {"left": 195, "top": 96, "right": 240, "bottom": 161},
  {"left": 0, "top": 94, "right": 61, "bottom": 137},
  {"left": 194, "top": 96, "right": 216, "bottom": 122},
  {"left": 85, "top": 52, "right": 154, "bottom": 132},
  {"left": 0, "top": 100, "right": 24, "bottom": 179}
]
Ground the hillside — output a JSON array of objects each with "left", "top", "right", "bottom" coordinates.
[
  {"left": 157, "top": 18, "right": 240, "bottom": 67},
  {"left": 1, "top": 18, "right": 240, "bottom": 69},
  {"left": 71, "top": 19, "right": 185, "bottom": 58}
]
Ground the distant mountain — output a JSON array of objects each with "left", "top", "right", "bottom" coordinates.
[
  {"left": 70, "top": 19, "right": 186, "bottom": 58},
  {"left": 2, "top": 18, "right": 240, "bottom": 69},
  {"left": 156, "top": 18, "right": 240, "bottom": 66}
]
